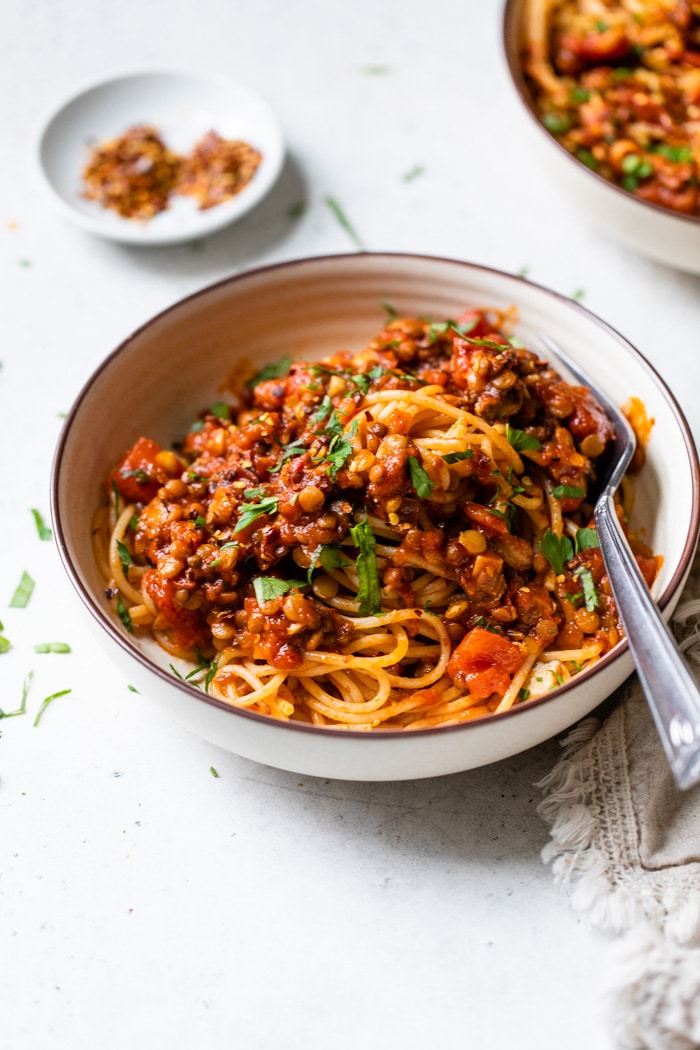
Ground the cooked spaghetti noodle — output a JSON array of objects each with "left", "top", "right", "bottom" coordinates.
[
  {"left": 522, "top": 0, "right": 700, "bottom": 217},
  {"left": 95, "top": 306, "right": 660, "bottom": 729}
]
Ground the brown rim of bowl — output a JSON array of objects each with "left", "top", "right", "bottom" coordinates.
[
  {"left": 50, "top": 251, "right": 700, "bottom": 742},
  {"left": 502, "top": 0, "right": 700, "bottom": 231}
]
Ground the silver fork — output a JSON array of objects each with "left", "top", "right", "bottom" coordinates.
[{"left": 538, "top": 333, "right": 700, "bottom": 791}]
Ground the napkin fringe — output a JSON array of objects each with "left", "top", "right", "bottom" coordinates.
[
  {"left": 536, "top": 716, "right": 700, "bottom": 942},
  {"left": 606, "top": 924, "right": 700, "bottom": 1050}
]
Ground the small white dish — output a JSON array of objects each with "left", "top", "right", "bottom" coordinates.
[{"left": 35, "top": 70, "right": 285, "bottom": 245}]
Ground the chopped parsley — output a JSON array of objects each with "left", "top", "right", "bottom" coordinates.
[
  {"left": 540, "top": 529, "right": 574, "bottom": 576},
  {"left": 307, "top": 543, "right": 351, "bottom": 583},
  {"left": 573, "top": 565, "right": 600, "bottom": 611},
  {"left": 269, "top": 440, "right": 308, "bottom": 472},
  {"left": 0, "top": 636, "right": 10, "bottom": 654},
  {"left": 31, "top": 508, "right": 52, "bottom": 541},
  {"left": 9, "top": 571, "right": 35, "bottom": 608},
  {"left": 407, "top": 456, "right": 434, "bottom": 499},
  {"left": 122, "top": 468, "right": 151, "bottom": 485},
  {"left": 33, "top": 642, "right": 71, "bottom": 654},
  {"left": 382, "top": 300, "right": 398, "bottom": 320},
  {"left": 234, "top": 495, "right": 279, "bottom": 533},
  {"left": 209, "top": 401, "right": 231, "bottom": 420},
  {"left": 247, "top": 356, "right": 293, "bottom": 388},
  {"left": 443, "top": 449, "right": 474, "bottom": 464},
  {"left": 253, "top": 577, "right": 308, "bottom": 604},
  {"left": 115, "top": 594, "right": 134, "bottom": 633},
  {"left": 210, "top": 766, "right": 220, "bottom": 778},
  {"left": 575, "top": 528, "right": 599, "bottom": 553},
  {"left": 505, "top": 424, "right": 542, "bottom": 452},
  {"left": 116, "top": 540, "right": 132, "bottom": 572},
  {"left": 552, "top": 484, "right": 585, "bottom": 500},
  {"left": 350, "top": 516, "right": 382, "bottom": 616}
]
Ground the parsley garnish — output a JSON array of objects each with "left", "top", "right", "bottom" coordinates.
[
  {"left": 116, "top": 540, "right": 132, "bottom": 572},
  {"left": 253, "top": 577, "right": 308, "bottom": 604},
  {"left": 234, "top": 496, "right": 279, "bottom": 533},
  {"left": 9, "top": 571, "right": 34, "bottom": 608},
  {"left": 210, "top": 766, "right": 220, "bottom": 778},
  {"left": 408, "top": 456, "right": 434, "bottom": 498},
  {"left": 115, "top": 594, "right": 134, "bottom": 633},
  {"left": 307, "top": 543, "right": 351, "bottom": 584},
  {"left": 573, "top": 566, "right": 600, "bottom": 611},
  {"left": 540, "top": 529, "right": 573, "bottom": 576},
  {"left": 269, "top": 441, "right": 308, "bottom": 472},
  {"left": 575, "top": 528, "right": 599, "bottom": 553},
  {"left": 122, "top": 468, "right": 151, "bottom": 484},
  {"left": 0, "top": 636, "right": 10, "bottom": 654},
  {"left": 350, "top": 516, "right": 382, "bottom": 616},
  {"left": 444, "top": 449, "right": 474, "bottom": 464},
  {"left": 247, "top": 356, "right": 293, "bottom": 388},
  {"left": 448, "top": 324, "right": 508, "bottom": 353},
  {"left": 209, "top": 401, "right": 231, "bottom": 420},
  {"left": 505, "top": 424, "right": 542, "bottom": 452},
  {"left": 31, "top": 508, "right": 52, "bottom": 541},
  {"left": 33, "top": 642, "right": 71, "bottom": 654},
  {"left": 552, "top": 484, "right": 585, "bottom": 500},
  {"left": 382, "top": 301, "right": 398, "bottom": 320}
]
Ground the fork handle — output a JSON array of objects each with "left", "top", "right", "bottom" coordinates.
[{"left": 596, "top": 495, "right": 700, "bottom": 790}]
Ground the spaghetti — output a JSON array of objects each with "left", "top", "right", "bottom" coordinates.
[
  {"left": 95, "top": 306, "right": 660, "bottom": 730},
  {"left": 522, "top": 0, "right": 700, "bottom": 217}
]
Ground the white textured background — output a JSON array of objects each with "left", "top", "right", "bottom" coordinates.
[{"left": 2, "top": 2, "right": 699, "bottom": 1048}]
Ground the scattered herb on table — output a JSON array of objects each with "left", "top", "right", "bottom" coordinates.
[
  {"left": 0, "top": 670, "right": 32, "bottom": 719},
  {"left": 31, "top": 508, "right": 52, "bottom": 541},
  {"left": 33, "top": 642, "right": 72, "bottom": 654},
  {"left": 324, "top": 196, "right": 365, "bottom": 250},
  {"left": 33, "top": 688, "right": 71, "bottom": 728},
  {"left": 9, "top": 571, "right": 35, "bottom": 608}
]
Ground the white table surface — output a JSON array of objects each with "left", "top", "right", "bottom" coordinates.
[{"left": 2, "top": 3, "right": 699, "bottom": 1048}]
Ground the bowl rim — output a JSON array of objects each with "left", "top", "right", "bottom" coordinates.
[
  {"left": 33, "top": 66, "right": 286, "bottom": 246},
  {"left": 502, "top": 0, "right": 700, "bottom": 231},
  {"left": 50, "top": 250, "right": 700, "bottom": 743}
]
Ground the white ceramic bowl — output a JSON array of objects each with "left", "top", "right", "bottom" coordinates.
[
  {"left": 51, "top": 253, "right": 700, "bottom": 780},
  {"left": 35, "top": 70, "right": 285, "bottom": 245},
  {"left": 503, "top": 0, "right": 700, "bottom": 275}
]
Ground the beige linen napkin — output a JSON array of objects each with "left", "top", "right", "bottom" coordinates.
[{"left": 537, "top": 554, "right": 700, "bottom": 1050}]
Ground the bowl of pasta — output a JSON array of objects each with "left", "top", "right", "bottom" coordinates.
[
  {"left": 503, "top": 0, "right": 700, "bottom": 274},
  {"left": 52, "top": 253, "right": 699, "bottom": 780}
]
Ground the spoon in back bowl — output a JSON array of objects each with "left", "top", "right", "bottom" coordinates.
[{"left": 538, "top": 333, "right": 700, "bottom": 791}]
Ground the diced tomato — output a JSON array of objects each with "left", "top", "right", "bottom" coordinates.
[
  {"left": 142, "top": 570, "right": 208, "bottom": 650},
  {"left": 635, "top": 554, "right": 662, "bottom": 589},
  {"left": 454, "top": 309, "right": 490, "bottom": 338},
  {"left": 109, "top": 437, "right": 169, "bottom": 503},
  {"left": 447, "top": 627, "right": 525, "bottom": 702}
]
